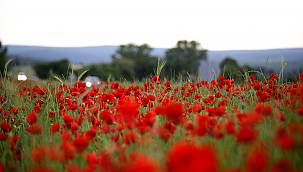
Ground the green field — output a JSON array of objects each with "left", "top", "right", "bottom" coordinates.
[{"left": 0, "top": 74, "right": 303, "bottom": 172}]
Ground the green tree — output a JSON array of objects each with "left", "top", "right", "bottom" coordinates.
[
  {"left": 219, "top": 57, "right": 241, "bottom": 79},
  {"left": 33, "top": 59, "right": 69, "bottom": 79},
  {"left": 111, "top": 43, "right": 157, "bottom": 80},
  {"left": 0, "top": 41, "right": 8, "bottom": 75},
  {"left": 86, "top": 63, "right": 117, "bottom": 81},
  {"left": 164, "top": 40, "right": 207, "bottom": 79}
]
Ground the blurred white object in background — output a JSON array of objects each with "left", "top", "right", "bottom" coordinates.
[
  {"left": 86, "top": 81, "right": 92, "bottom": 87},
  {"left": 17, "top": 72, "right": 27, "bottom": 81},
  {"left": 84, "top": 76, "right": 100, "bottom": 87}
]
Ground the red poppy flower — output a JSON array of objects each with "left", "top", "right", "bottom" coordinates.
[
  {"left": 167, "top": 142, "right": 218, "bottom": 172},
  {"left": 225, "top": 120, "right": 236, "bottom": 135},
  {"left": 123, "top": 153, "right": 159, "bottom": 172},
  {"left": 255, "top": 104, "right": 272, "bottom": 116},
  {"left": 298, "top": 106, "right": 303, "bottom": 116},
  {"left": 0, "top": 162, "right": 4, "bottom": 172},
  {"left": 63, "top": 114, "right": 73, "bottom": 124},
  {"left": 33, "top": 105, "right": 41, "bottom": 113},
  {"left": 99, "top": 152, "right": 119, "bottom": 172},
  {"left": 32, "top": 167, "right": 55, "bottom": 172},
  {"left": 246, "top": 147, "right": 268, "bottom": 172},
  {"left": 26, "top": 112, "right": 38, "bottom": 124},
  {"left": 272, "top": 159, "right": 292, "bottom": 172},
  {"left": 162, "top": 102, "right": 184, "bottom": 124},
  {"left": 33, "top": 86, "right": 45, "bottom": 95},
  {"left": 124, "top": 131, "right": 137, "bottom": 145},
  {"left": 26, "top": 124, "right": 42, "bottom": 135},
  {"left": 156, "top": 127, "right": 171, "bottom": 141},
  {"left": 48, "top": 111, "right": 56, "bottom": 119},
  {"left": 100, "top": 110, "right": 114, "bottom": 125},
  {"left": 117, "top": 97, "right": 139, "bottom": 124},
  {"left": 86, "top": 152, "right": 99, "bottom": 167},
  {"left": 85, "top": 127, "right": 97, "bottom": 140},
  {"left": 70, "top": 122, "right": 78, "bottom": 131},
  {"left": 50, "top": 123, "right": 60, "bottom": 134},
  {"left": 237, "top": 113, "right": 263, "bottom": 126},
  {"left": 164, "top": 81, "right": 171, "bottom": 90},
  {"left": 151, "top": 75, "right": 161, "bottom": 84},
  {"left": 73, "top": 135, "right": 89, "bottom": 152},
  {"left": 206, "top": 107, "right": 226, "bottom": 117},
  {"left": 61, "top": 141, "right": 76, "bottom": 160},
  {"left": 111, "top": 134, "right": 120, "bottom": 142},
  {"left": 67, "top": 101, "right": 77, "bottom": 111},
  {"left": 196, "top": 115, "right": 210, "bottom": 136},
  {"left": 0, "top": 132, "right": 8, "bottom": 141},
  {"left": 0, "top": 97, "right": 5, "bottom": 103},
  {"left": 236, "top": 126, "right": 257, "bottom": 143},
  {"left": 275, "top": 127, "right": 294, "bottom": 150},
  {"left": 10, "top": 107, "right": 19, "bottom": 115},
  {"left": 31, "top": 147, "right": 47, "bottom": 162},
  {"left": 1, "top": 121, "right": 10, "bottom": 132}
]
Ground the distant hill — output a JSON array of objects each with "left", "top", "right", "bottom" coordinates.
[
  {"left": 6, "top": 45, "right": 121, "bottom": 64},
  {"left": 5, "top": 45, "right": 303, "bottom": 74},
  {"left": 208, "top": 48, "right": 303, "bottom": 72},
  {"left": 6, "top": 45, "right": 167, "bottom": 64}
]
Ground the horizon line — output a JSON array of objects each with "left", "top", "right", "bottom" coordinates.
[{"left": 3, "top": 43, "right": 303, "bottom": 51}]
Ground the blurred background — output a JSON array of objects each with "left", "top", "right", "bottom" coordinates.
[{"left": 0, "top": 0, "right": 302, "bottom": 82}]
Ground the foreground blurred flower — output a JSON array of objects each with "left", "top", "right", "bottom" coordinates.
[
  {"left": 73, "top": 135, "right": 89, "bottom": 152},
  {"left": 123, "top": 153, "right": 159, "bottom": 172},
  {"left": 167, "top": 141, "right": 218, "bottom": 172},
  {"left": 117, "top": 97, "right": 139, "bottom": 125},
  {"left": 0, "top": 132, "right": 8, "bottom": 141},
  {"left": 275, "top": 127, "right": 295, "bottom": 150},
  {"left": 246, "top": 145, "right": 268, "bottom": 172},
  {"left": 272, "top": 159, "right": 293, "bottom": 172},
  {"left": 236, "top": 126, "right": 258, "bottom": 143},
  {"left": 32, "top": 167, "right": 55, "bottom": 172},
  {"left": 0, "top": 162, "right": 4, "bottom": 172},
  {"left": 26, "top": 124, "right": 42, "bottom": 135}
]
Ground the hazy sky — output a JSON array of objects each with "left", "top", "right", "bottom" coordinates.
[{"left": 0, "top": 0, "right": 303, "bottom": 50}]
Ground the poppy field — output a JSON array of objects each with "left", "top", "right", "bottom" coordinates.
[{"left": 1, "top": 74, "right": 303, "bottom": 172}]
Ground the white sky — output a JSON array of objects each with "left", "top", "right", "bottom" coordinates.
[{"left": 0, "top": 0, "right": 303, "bottom": 50}]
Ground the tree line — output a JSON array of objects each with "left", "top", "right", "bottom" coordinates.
[
  {"left": 1, "top": 40, "right": 301, "bottom": 82},
  {"left": 86, "top": 40, "right": 207, "bottom": 81},
  {"left": 1, "top": 40, "right": 207, "bottom": 81}
]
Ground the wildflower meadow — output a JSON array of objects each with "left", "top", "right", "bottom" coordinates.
[{"left": 1, "top": 73, "right": 303, "bottom": 172}]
